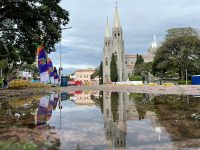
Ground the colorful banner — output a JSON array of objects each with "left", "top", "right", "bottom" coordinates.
[
  {"left": 37, "top": 45, "right": 48, "bottom": 73},
  {"left": 47, "top": 58, "right": 54, "bottom": 77},
  {"left": 53, "top": 67, "right": 59, "bottom": 79},
  {"left": 40, "top": 71, "right": 49, "bottom": 83}
]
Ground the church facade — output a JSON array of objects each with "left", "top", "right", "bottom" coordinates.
[{"left": 102, "top": 6, "right": 160, "bottom": 83}]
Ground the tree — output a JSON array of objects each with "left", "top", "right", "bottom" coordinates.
[
  {"left": 111, "top": 92, "right": 119, "bottom": 122},
  {"left": 99, "top": 61, "right": 103, "bottom": 84},
  {"left": 110, "top": 54, "right": 118, "bottom": 82},
  {"left": 90, "top": 68, "right": 99, "bottom": 79},
  {"left": 134, "top": 54, "right": 145, "bottom": 76},
  {"left": 0, "top": 0, "right": 69, "bottom": 75},
  {"left": 135, "top": 54, "right": 144, "bottom": 66},
  {"left": 152, "top": 36, "right": 200, "bottom": 80},
  {"left": 166, "top": 27, "right": 199, "bottom": 40}
]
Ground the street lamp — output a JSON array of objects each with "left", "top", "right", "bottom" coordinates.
[{"left": 59, "top": 27, "right": 72, "bottom": 79}]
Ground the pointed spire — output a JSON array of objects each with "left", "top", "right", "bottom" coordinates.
[
  {"left": 105, "top": 16, "right": 111, "bottom": 38},
  {"left": 114, "top": 2, "right": 120, "bottom": 28}
]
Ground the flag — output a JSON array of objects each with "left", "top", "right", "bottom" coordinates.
[
  {"left": 53, "top": 67, "right": 59, "bottom": 85},
  {"left": 37, "top": 45, "right": 48, "bottom": 73},
  {"left": 47, "top": 58, "right": 54, "bottom": 77},
  {"left": 37, "top": 44, "right": 49, "bottom": 83}
]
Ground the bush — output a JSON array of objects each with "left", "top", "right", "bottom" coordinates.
[
  {"left": 178, "top": 80, "right": 191, "bottom": 85},
  {"left": 148, "top": 82, "right": 157, "bottom": 86},
  {"left": 129, "top": 75, "right": 142, "bottom": 81},
  {"left": 8, "top": 79, "right": 51, "bottom": 89},
  {"left": 162, "top": 83, "right": 174, "bottom": 86}
]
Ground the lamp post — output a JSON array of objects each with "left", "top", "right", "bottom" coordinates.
[{"left": 59, "top": 27, "right": 72, "bottom": 78}]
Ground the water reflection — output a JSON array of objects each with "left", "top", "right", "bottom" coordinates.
[
  {"left": 36, "top": 93, "right": 59, "bottom": 129},
  {"left": 0, "top": 92, "right": 200, "bottom": 149}
]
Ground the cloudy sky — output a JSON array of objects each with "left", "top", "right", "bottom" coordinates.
[{"left": 49, "top": 0, "right": 200, "bottom": 75}]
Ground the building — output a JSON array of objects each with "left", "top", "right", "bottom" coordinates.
[
  {"left": 18, "top": 71, "right": 33, "bottom": 80},
  {"left": 69, "top": 91, "right": 99, "bottom": 106},
  {"left": 73, "top": 69, "right": 99, "bottom": 85},
  {"left": 102, "top": 5, "right": 160, "bottom": 83}
]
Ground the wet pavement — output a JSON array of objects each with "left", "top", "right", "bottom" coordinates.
[{"left": 0, "top": 91, "right": 200, "bottom": 150}]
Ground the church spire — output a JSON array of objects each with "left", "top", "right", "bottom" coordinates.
[
  {"left": 114, "top": 2, "right": 121, "bottom": 28},
  {"left": 105, "top": 17, "right": 111, "bottom": 38}
]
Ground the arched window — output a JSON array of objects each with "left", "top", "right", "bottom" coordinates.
[
  {"left": 114, "top": 33, "right": 117, "bottom": 39},
  {"left": 105, "top": 57, "right": 108, "bottom": 66},
  {"left": 118, "top": 33, "right": 120, "bottom": 36}
]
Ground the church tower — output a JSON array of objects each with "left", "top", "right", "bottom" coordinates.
[
  {"left": 112, "top": 4, "right": 126, "bottom": 81},
  {"left": 103, "top": 18, "right": 112, "bottom": 83}
]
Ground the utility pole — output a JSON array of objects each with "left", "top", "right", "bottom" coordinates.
[{"left": 59, "top": 27, "right": 72, "bottom": 77}]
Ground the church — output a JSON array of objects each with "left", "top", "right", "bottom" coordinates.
[{"left": 102, "top": 5, "right": 160, "bottom": 83}]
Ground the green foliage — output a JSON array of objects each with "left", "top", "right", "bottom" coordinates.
[
  {"left": 134, "top": 62, "right": 152, "bottom": 76},
  {"left": 152, "top": 35, "right": 200, "bottom": 80},
  {"left": 0, "top": 0, "right": 69, "bottom": 74},
  {"left": 111, "top": 92, "right": 119, "bottom": 122},
  {"left": 129, "top": 93, "right": 144, "bottom": 101},
  {"left": 135, "top": 54, "right": 144, "bottom": 66},
  {"left": 91, "top": 68, "right": 99, "bottom": 79},
  {"left": 0, "top": 59, "right": 8, "bottom": 69},
  {"left": 166, "top": 27, "right": 199, "bottom": 40},
  {"left": 178, "top": 80, "right": 192, "bottom": 85},
  {"left": 99, "top": 61, "right": 103, "bottom": 84},
  {"left": 0, "top": 141, "right": 38, "bottom": 150},
  {"left": 110, "top": 54, "right": 118, "bottom": 82},
  {"left": 129, "top": 75, "right": 142, "bottom": 81}
]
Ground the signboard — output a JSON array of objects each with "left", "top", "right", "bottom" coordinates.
[
  {"left": 61, "top": 77, "right": 68, "bottom": 87},
  {"left": 61, "top": 92, "right": 68, "bottom": 101}
]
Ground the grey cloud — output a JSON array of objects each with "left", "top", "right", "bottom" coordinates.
[{"left": 49, "top": 0, "right": 200, "bottom": 75}]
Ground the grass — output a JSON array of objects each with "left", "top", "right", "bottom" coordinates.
[{"left": 0, "top": 141, "right": 38, "bottom": 150}]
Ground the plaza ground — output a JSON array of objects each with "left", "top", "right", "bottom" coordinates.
[{"left": 1, "top": 85, "right": 200, "bottom": 100}]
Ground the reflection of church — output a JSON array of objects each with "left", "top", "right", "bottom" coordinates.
[
  {"left": 102, "top": 4, "right": 160, "bottom": 83},
  {"left": 102, "top": 92, "right": 157, "bottom": 149}
]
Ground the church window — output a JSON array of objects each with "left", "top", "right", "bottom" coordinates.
[
  {"left": 118, "top": 33, "right": 120, "bottom": 36},
  {"left": 105, "top": 57, "right": 108, "bottom": 66},
  {"left": 117, "top": 137, "right": 120, "bottom": 145},
  {"left": 125, "top": 61, "right": 127, "bottom": 64},
  {"left": 114, "top": 33, "right": 117, "bottom": 39}
]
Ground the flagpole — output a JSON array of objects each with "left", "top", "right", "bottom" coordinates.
[{"left": 59, "top": 27, "right": 72, "bottom": 80}]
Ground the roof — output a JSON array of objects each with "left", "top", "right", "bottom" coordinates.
[{"left": 75, "top": 69, "right": 95, "bottom": 73}]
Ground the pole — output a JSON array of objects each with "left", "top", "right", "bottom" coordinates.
[
  {"left": 60, "top": 40, "right": 62, "bottom": 74},
  {"left": 59, "top": 27, "right": 72, "bottom": 81}
]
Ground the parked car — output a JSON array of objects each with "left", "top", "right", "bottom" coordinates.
[{"left": 68, "top": 80, "right": 82, "bottom": 86}]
